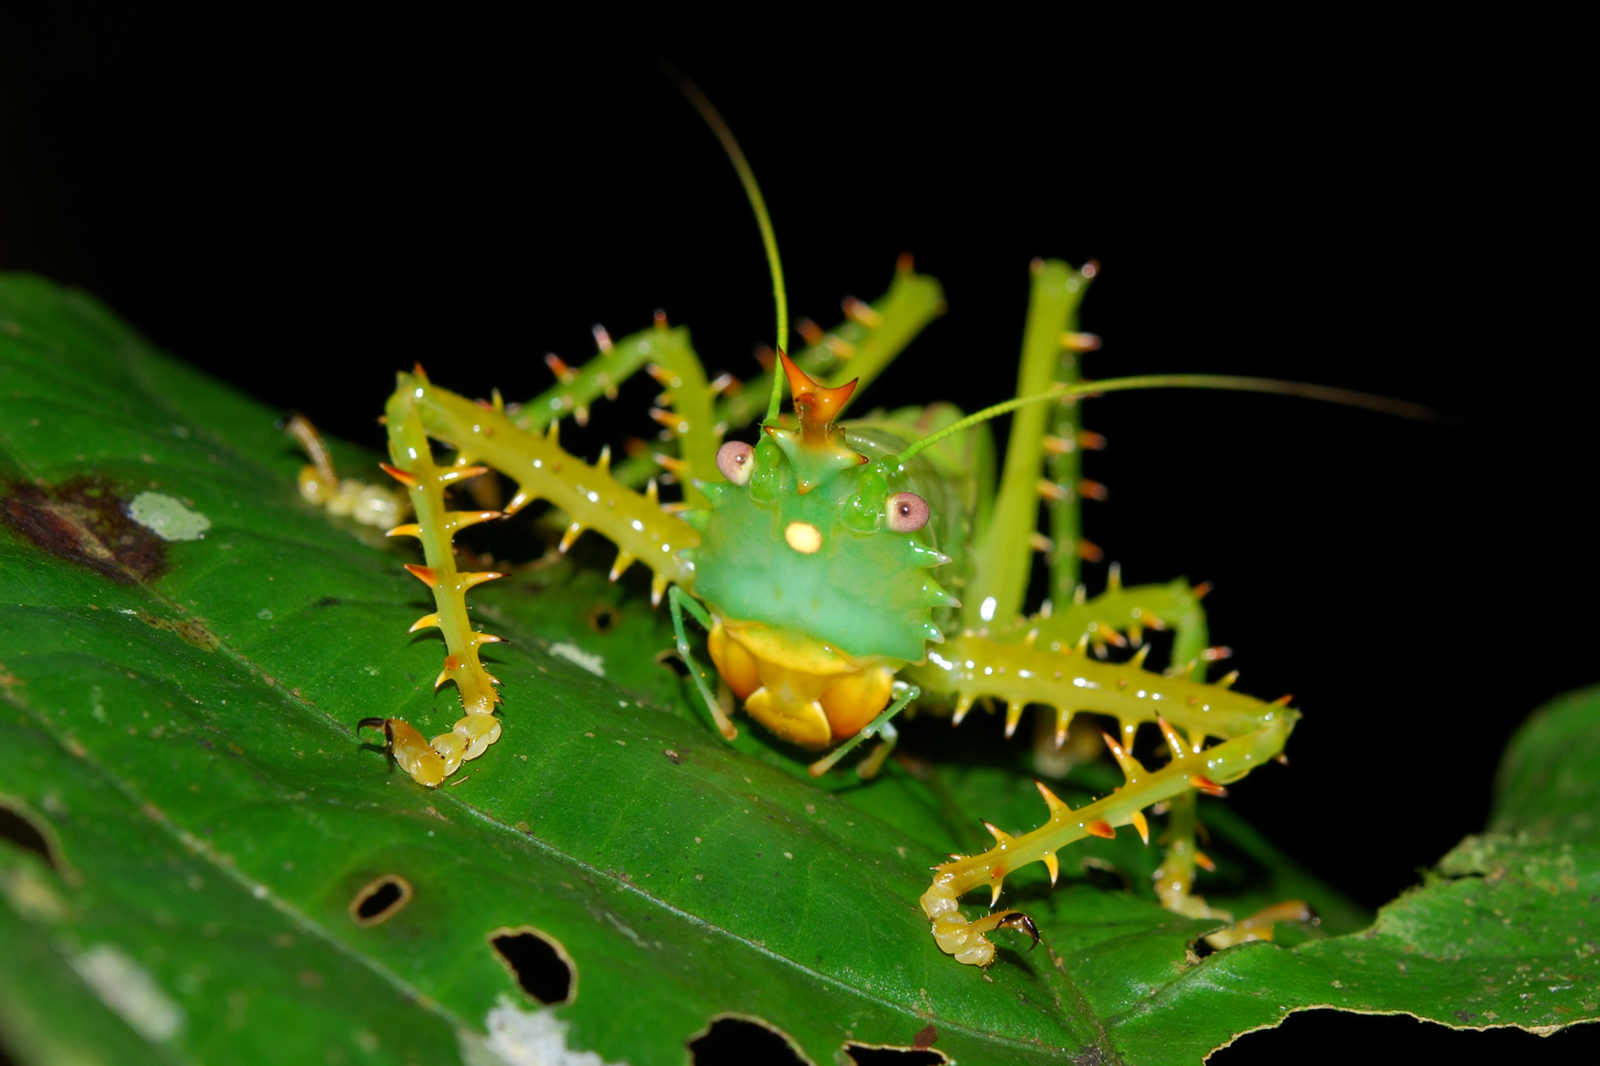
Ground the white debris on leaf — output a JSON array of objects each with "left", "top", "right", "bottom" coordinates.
[
  {"left": 460, "top": 995, "right": 626, "bottom": 1066},
  {"left": 127, "top": 492, "right": 211, "bottom": 541},
  {"left": 549, "top": 643, "right": 605, "bottom": 677},
  {"left": 70, "top": 944, "right": 184, "bottom": 1041}
]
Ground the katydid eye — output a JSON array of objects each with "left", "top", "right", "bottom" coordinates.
[
  {"left": 716, "top": 441, "right": 755, "bottom": 485},
  {"left": 886, "top": 492, "right": 928, "bottom": 533}
]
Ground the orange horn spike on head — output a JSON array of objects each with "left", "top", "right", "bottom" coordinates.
[{"left": 778, "top": 349, "right": 857, "bottom": 433}]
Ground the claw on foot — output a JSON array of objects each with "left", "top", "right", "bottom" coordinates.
[
  {"left": 358, "top": 712, "right": 502, "bottom": 788},
  {"left": 922, "top": 875, "right": 1039, "bottom": 966}
]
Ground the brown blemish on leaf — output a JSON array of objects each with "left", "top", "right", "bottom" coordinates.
[
  {"left": 0, "top": 663, "right": 24, "bottom": 693},
  {"left": 132, "top": 609, "right": 220, "bottom": 651},
  {"left": 2, "top": 477, "right": 167, "bottom": 583}
]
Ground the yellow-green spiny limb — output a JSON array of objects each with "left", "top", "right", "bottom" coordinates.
[
  {"left": 1036, "top": 574, "right": 1212, "bottom": 661},
  {"left": 982, "top": 569, "right": 1214, "bottom": 669},
  {"left": 962, "top": 259, "right": 1094, "bottom": 632},
  {"left": 513, "top": 322, "right": 661, "bottom": 435},
  {"left": 715, "top": 255, "right": 947, "bottom": 429},
  {"left": 920, "top": 712, "right": 1295, "bottom": 966},
  {"left": 403, "top": 369, "right": 699, "bottom": 604},
  {"left": 373, "top": 380, "right": 507, "bottom": 786},
  {"left": 905, "top": 630, "right": 1287, "bottom": 749}
]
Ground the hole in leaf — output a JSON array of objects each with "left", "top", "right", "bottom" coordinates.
[
  {"left": 348, "top": 875, "right": 413, "bottom": 927},
  {"left": 688, "top": 1015, "right": 813, "bottom": 1066},
  {"left": 654, "top": 647, "right": 691, "bottom": 677},
  {"left": 488, "top": 927, "right": 576, "bottom": 1006},
  {"left": 1192, "top": 934, "right": 1217, "bottom": 959},
  {"left": 0, "top": 802, "right": 58, "bottom": 872},
  {"left": 586, "top": 604, "right": 620, "bottom": 634},
  {"left": 845, "top": 1041, "right": 951, "bottom": 1065}
]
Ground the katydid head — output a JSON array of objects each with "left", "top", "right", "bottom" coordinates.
[
  {"left": 678, "top": 357, "right": 956, "bottom": 748},
  {"left": 667, "top": 70, "right": 1436, "bottom": 753},
  {"left": 684, "top": 361, "right": 954, "bottom": 651}
]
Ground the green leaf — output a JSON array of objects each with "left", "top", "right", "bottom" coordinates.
[
  {"left": 1113, "top": 686, "right": 1600, "bottom": 1063},
  {"left": 0, "top": 274, "right": 1593, "bottom": 1065},
  {"left": 1490, "top": 685, "right": 1600, "bottom": 843}
]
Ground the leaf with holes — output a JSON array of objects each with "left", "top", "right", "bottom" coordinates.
[{"left": 1, "top": 276, "right": 1598, "bottom": 1066}]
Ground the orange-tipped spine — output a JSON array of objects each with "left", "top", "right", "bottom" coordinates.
[
  {"left": 385, "top": 383, "right": 506, "bottom": 718},
  {"left": 922, "top": 713, "right": 1293, "bottom": 915}
]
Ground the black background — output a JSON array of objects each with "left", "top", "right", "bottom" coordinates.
[{"left": 2, "top": 10, "right": 1591, "bottom": 1061}]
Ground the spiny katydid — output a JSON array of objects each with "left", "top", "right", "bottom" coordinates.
[{"left": 296, "top": 80, "right": 1432, "bottom": 969}]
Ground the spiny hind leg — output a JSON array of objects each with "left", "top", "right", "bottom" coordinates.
[
  {"left": 1152, "top": 789, "right": 1315, "bottom": 947},
  {"left": 1153, "top": 790, "right": 1221, "bottom": 919}
]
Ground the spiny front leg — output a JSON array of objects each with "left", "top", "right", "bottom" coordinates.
[
  {"left": 368, "top": 375, "right": 507, "bottom": 786},
  {"left": 921, "top": 714, "right": 1295, "bottom": 966},
  {"left": 906, "top": 630, "right": 1287, "bottom": 751},
  {"left": 366, "top": 367, "right": 705, "bottom": 785},
  {"left": 409, "top": 371, "right": 699, "bottom": 606}
]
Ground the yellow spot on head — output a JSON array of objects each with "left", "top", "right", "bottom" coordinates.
[{"left": 784, "top": 521, "right": 822, "bottom": 554}]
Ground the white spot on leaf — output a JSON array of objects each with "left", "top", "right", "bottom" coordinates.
[
  {"left": 70, "top": 944, "right": 184, "bottom": 1041},
  {"left": 127, "top": 492, "right": 210, "bottom": 541},
  {"left": 549, "top": 643, "right": 604, "bottom": 677},
  {"left": 463, "top": 995, "right": 626, "bottom": 1066}
]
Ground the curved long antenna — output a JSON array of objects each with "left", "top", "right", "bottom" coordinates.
[
  {"left": 663, "top": 63, "right": 789, "bottom": 422},
  {"left": 895, "top": 373, "right": 1439, "bottom": 465}
]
